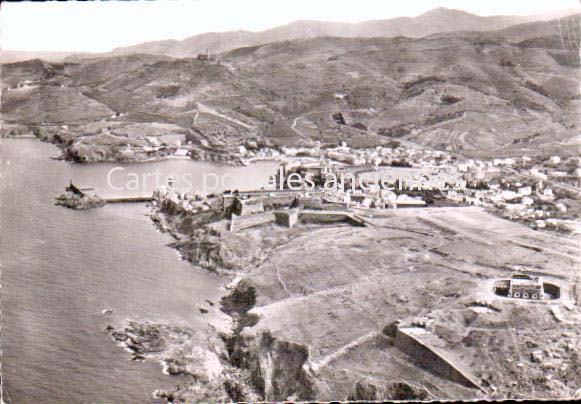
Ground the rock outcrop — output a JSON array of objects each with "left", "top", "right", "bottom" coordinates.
[{"left": 55, "top": 191, "right": 105, "bottom": 210}]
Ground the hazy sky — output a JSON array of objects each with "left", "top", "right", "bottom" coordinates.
[{"left": 2, "top": 0, "right": 579, "bottom": 52}]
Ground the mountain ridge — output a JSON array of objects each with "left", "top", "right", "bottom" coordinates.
[
  {"left": 2, "top": 13, "right": 578, "bottom": 163},
  {"left": 2, "top": 8, "right": 578, "bottom": 63},
  {"left": 104, "top": 8, "right": 575, "bottom": 59}
]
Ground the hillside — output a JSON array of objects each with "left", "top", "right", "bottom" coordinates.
[
  {"left": 103, "top": 8, "right": 571, "bottom": 59},
  {"left": 1, "top": 14, "right": 579, "bottom": 161}
]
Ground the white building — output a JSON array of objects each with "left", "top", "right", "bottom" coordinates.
[
  {"left": 371, "top": 157, "right": 383, "bottom": 166},
  {"left": 530, "top": 168, "right": 548, "bottom": 180},
  {"left": 522, "top": 197, "right": 534, "bottom": 206},
  {"left": 518, "top": 186, "right": 532, "bottom": 196},
  {"left": 501, "top": 190, "right": 518, "bottom": 201},
  {"left": 146, "top": 136, "right": 161, "bottom": 147},
  {"left": 396, "top": 194, "right": 426, "bottom": 208},
  {"left": 494, "top": 158, "right": 515, "bottom": 166},
  {"left": 505, "top": 203, "right": 526, "bottom": 213},
  {"left": 555, "top": 203, "right": 567, "bottom": 213},
  {"left": 551, "top": 171, "right": 567, "bottom": 177}
]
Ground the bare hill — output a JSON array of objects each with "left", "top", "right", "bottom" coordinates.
[
  {"left": 95, "top": 8, "right": 577, "bottom": 59},
  {"left": 1, "top": 14, "right": 579, "bottom": 161},
  {"left": 2, "top": 8, "right": 577, "bottom": 64}
]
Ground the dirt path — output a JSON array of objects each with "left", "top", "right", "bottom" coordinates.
[
  {"left": 291, "top": 112, "right": 318, "bottom": 142},
  {"left": 309, "top": 331, "right": 380, "bottom": 373},
  {"left": 196, "top": 102, "right": 255, "bottom": 130}
]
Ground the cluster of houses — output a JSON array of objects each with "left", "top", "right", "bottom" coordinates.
[
  {"left": 148, "top": 133, "right": 578, "bottom": 233},
  {"left": 275, "top": 143, "right": 579, "bottom": 233},
  {"left": 276, "top": 160, "right": 430, "bottom": 209},
  {"left": 118, "top": 135, "right": 191, "bottom": 160},
  {"left": 437, "top": 155, "right": 580, "bottom": 233},
  {"left": 280, "top": 142, "right": 441, "bottom": 167}
]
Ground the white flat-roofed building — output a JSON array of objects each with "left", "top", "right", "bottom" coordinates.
[{"left": 518, "top": 186, "right": 532, "bottom": 196}]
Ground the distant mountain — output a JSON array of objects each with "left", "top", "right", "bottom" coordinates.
[
  {"left": 101, "top": 7, "right": 577, "bottom": 59},
  {"left": 2, "top": 8, "right": 577, "bottom": 63},
  {"left": 0, "top": 50, "right": 95, "bottom": 64}
]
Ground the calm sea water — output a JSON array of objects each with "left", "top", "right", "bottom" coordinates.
[{"left": 0, "top": 139, "right": 276, "bottom": 403}]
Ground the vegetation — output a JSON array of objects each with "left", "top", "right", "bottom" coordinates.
[{"left": 440, "top": 93, "right": 462, "bottom": 105}]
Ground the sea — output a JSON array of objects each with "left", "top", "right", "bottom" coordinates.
[{"left": 0, "top": 138, "right": 276, "bottom": 403}]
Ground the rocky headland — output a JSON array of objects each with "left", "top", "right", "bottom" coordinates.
[
  {"left": 104, "top": 186, "right": 581, "bottom": 402},
  {"left": 5, "top": 9, "right": 578, "bottom": 402}
]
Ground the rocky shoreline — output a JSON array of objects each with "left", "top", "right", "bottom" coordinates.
[
  {"left": 112, "top": 185, "right": 581, "bottom": 402},
  {"left": 119, "top": 189, "right": 431, "bottom": 401},
  {"left": 105, "top": 320, "right": 260, "bottom": 402},
  {"left": 55, "top": 190, "right": 105, "bottom": 210},
  {"left": 1, "top": 124, "right": 280, "bottom": 166},
  {"left": 103, "top": 189, "right": 320, "bottom": 401}
]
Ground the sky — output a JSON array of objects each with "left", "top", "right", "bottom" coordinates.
[{"left": 1, "top": 0, "right": 579, "bottom": 52}]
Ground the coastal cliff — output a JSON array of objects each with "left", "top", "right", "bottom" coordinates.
[{"left": 128, "top": 188, "right": 581, "bottom": 402}]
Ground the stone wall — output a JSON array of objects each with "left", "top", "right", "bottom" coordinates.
[
  {"left": 235, "top": 198, "right": 265, "bottom": 216},
  {"left": 274, "top": 209, "right": 299, "bottom": 228},
  {"left": 392, "top": 327, "right": 483, "bottom": 391},
  {"left": 296, "top": 197, "right": 322, "bottom": 209},
  {"left": 543, "top": 282, "right": 561, "bottom": 299},
  {"left": 298, "top": 210, "right": 365, "bottom": 227},
  {"left": 261, "top": 195, "right": 297, "bottom": 210},
  {"left": 230, "top": 212, "right": 276, "bottom": 232}
]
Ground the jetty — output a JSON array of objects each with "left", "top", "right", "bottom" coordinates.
[
  {"left": 65, "top": 181, "right": 153, "bottom": 205},
  {"left": 104, "top": 196, "right": 154, "bottom": 204}
]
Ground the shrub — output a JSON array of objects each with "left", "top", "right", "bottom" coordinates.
[
  {"left": 156, "top": 85, "right": 180, "bottom": 99},
  {"left": 440, "top": 93, "right": 462, "bottom": 105},
  {"left": 500, "top": 59, "right": 515, "bottom": 67}
]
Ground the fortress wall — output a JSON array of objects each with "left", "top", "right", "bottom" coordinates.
[
  {"left": 230, "top": 212, "right": 276, "bottom": 232},
  {"left": 261, "top": 195, "right": 297, "bottom": 209},
  {"left": 239, "top": 199, "right": 265, "bottom": 216},
  {"left": 393, "top": 328, "right": 483, "bottom": 391},
  {"left": 298, "top": 211, "right": 365, "bottom": 227},
  {"left": 543, "top": 282, "right": 561, "bottom": 299},
  {"left": 223, "top": 196, "right": 236, "bottom": 211},
  {"left": 297, "top": 198, "right": 323, "bottom": 209},
  {"left": 299, "top": 211, "right": 351, "bottom": 224},
  {"left": 274, "top": 209, "right": 299, "bottom": 228}
]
